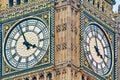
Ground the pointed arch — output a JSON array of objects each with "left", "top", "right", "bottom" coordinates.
[
  {"left": 32, "top": 76, "right": 37, "bottom": 80},
  {"left": 102, "top": 2, "right": 105, "bottom": 12},
  {"left": 47, "top": 72, "right": 52, "bottom": 80},
  {"left": 25, "top": 78, "right": 29, "bottom": 80},
  {"left": 16, "top": 0, "right": 21, "bottom": 5},
  {"left": 97, "top": 1, "right": 99, "bottom": 9},
  {"left": 93, "top": 0, "right": 95, "bottom": 5},
  {"left": 9, "top": 0, "right": 13, "bottom": 7}
]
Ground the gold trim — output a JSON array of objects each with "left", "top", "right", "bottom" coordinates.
[
  {"left": 3, "top": 16, "right": 50, "bottom": 70},
  {"left": 84, "top": 22, "right": 114, "bottom": 77}
]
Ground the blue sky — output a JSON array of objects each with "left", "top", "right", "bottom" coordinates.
[{"left": 113, "top": 0, "right": 120, "bottom": 13}]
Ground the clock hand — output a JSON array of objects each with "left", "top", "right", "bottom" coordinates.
[
  {"left": 98, "top": 50, "right": 103, "bottom": 59},
  {"left": 95, "top": 35, "right": 98, "bottom": 48},
  {"left": 23, "top": 41, "right": 30, "bottom": 50},
  {"left": 27, "top": 37, "right": 49, "bottom": 50},
  {"left": 27, "top": 42, "right": 36, "bottom": 48},
  {"left": 19, "top": 25, "right": 29, "bottom": 48},
  {"left": 19, "top": 25, "right": 28, "bottom": 43},
  {"left": 94, "top": 46, "right": 99, "bottom": 55},
  {"left": 19, "top": 25, "right": 36, "bottom": 50},
  {"left": 19, "top": 25, "right": 37, "bottom": 50},
  {"left": 94, "top": 46, "right": 103, "bottom": 58},
  {"left": 94, "top": 34, "right": 103, "bottom": 58}
]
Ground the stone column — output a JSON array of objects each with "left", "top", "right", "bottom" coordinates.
[
  {"left": 84, "top": 75, "right": 87, "bottom": 80},
  {"left": 79, "top": 72, "right": 82, "bottom": 80},
  {"left": 36, "top": 73, "right": 39, "bottom": 80},
  {"left": 44, "top": 72, "right": 47, "bottom": 80},
  {"left": 67, "top": 67, "right": 71, "bottom": 80},
  {"left": 29, "top": 75, "right": 32, "bottom": 80},
  {"left": 21, "top": 77, "right": 24, "bottom": 80},
  {"left": 66, "top": 4, "right": 72, "bottom": 63},
  {"left": 99, "top": 0, "right": 102, "bottom": 11},
  {"left": 52, "top": 71, "right": 55, "bottom": 80},
  {"left": 95, "top": 0, "right": 98, "bottom": 7}
]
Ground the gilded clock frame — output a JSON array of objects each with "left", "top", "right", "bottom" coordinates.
[
  {"left": 83, "top": 23, "right": 114, "bottom": 76},
  {"left": 0, "top": 7, "right": 54, "bottom": 79},
  {"left": 80, "top": 11, "right": 117, "bottom": 80},
  {"left": 3, "top": 17, "right": 50, "bottom": 69}
]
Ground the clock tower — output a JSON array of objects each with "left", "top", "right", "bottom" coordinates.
[{"left": 0, "top": 0, "right": 117, "bottom": 80}]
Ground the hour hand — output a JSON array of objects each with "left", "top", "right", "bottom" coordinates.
[
  {"left": 28, "top": 43, "right": 36, "bottom": 48},
  {"left": 94, "top": 46, "right": 103, "bottom": 59},
  {"left": 95, "top": 36, "right": 98, "bottom": 47},
  {"left": 23, "top": 41, "right": 36, "bottom": 50},
  {"left": 23, "top": 41, "right": 30, "bottom": 50}
]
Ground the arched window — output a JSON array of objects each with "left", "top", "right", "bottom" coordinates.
[
  {"left": 16, "top": 0, "right": 21, "bottom": 5},
  {"left": 32, "top": 76, "right": 37, "bottom": 80},
  {"left": 97, "top": 1, "right": 99, "bottom": 9},
  {"left": 93, "top": 0, "right": 95, "bottom": 5},
  {"left": 102, "top": 2, "right": 105, "bottom": 12},
  {"left": 9, "top": 0, "right": 13, "bottom": 7},
  {"left": 39, "top": 74, "right": 44, "bottom": 80},
  {"left": 82, "top": 74, "right": 85, "bottom": 80},
  {"left": 25, "top": 78, "right": 29, "bottom": 80},
  {"left": 47, "top": 73, "right": 52, "bottom": 80}
]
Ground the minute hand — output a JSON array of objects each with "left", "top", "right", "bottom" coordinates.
[
  {"left": 19, "top": 25, "right": 28, "bottom": 43},
  {"left": 19, "top": 25, "right": 31, "bottom": 50},
  {"left": 95, "top": 36, "right": 98, "bottom": 48}
]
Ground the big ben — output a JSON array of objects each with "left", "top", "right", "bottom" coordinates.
[{"left": 0, "top": 0, "right": 118, "bottom": 80}]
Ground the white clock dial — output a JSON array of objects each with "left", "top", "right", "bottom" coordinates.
[
  {"left": 4, "top": 18, "right": 49, "bottom": 69},
  {"left": 83, "top": 24, "right": 112, "bottom": 76}
]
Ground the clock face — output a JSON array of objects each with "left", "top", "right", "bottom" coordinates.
[
  {"left": 4, "top": 18, "right": 49, "bottom": 69},
  {"left": 83, "top": 24, "right": 112, "bottom": 75}
]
